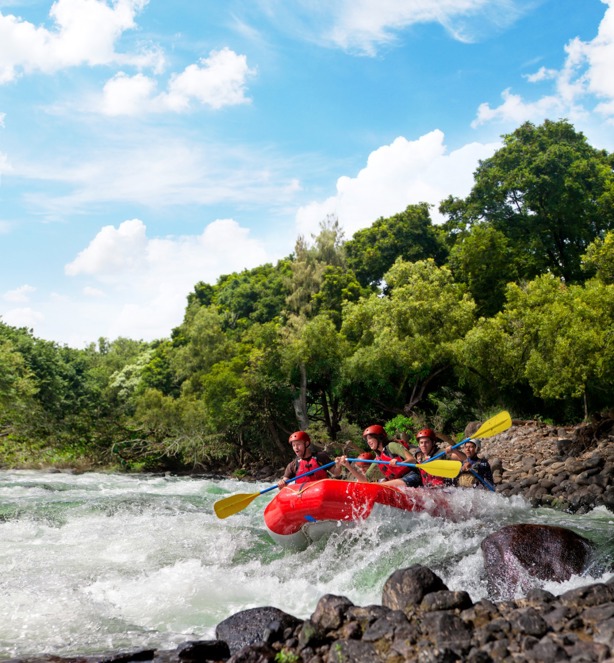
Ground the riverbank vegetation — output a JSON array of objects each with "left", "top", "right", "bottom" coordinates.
[{"left": 2, "top": 119, "right": 614, "bottom": 473}]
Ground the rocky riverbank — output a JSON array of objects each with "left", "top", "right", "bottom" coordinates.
[
  {"left": 9, "top": 564, "right": 614, "bottom": 663},
  {"left": 476, "top": 415, "right": 614, "bottom": 514}
]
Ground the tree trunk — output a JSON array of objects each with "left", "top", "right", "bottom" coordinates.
[{"left": 293, "top": 362, "right": 310, "bottom": 430}]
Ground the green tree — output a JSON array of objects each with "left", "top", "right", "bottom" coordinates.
[
  {"left": 285, "top": 216, "right": 347, "bottom": 318},
  {"left": 345, "top": 203, "right": 448, "bottom": 288},
  {"left": 448, "top": 225, "right": 519, "bottom": 317},
  {"left": 441, "top": 119, "right": 614, "bottom": 283},
  {"left": 341, "top": 259, "right": 476, "bottom": 417},
  {"left": 455, "top": 275, "right": 614, "bottom": 419},
  {"left": 582, "top": 231, "right": 614, "bottom": 284},
  {"left": 281, "top": 314, "right": 350, "bottom": 439},
  {"left": 214, "top": 260, "right": 292, "bottom": 329}
]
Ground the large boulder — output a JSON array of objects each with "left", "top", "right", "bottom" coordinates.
[
  {"left": 215, "top": 606, "right": 301, "bottom": 655},
  {"left": 481, "top": 523, "right": 594, "bottom": 600}
]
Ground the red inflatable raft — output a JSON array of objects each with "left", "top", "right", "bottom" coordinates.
[{"left": 263, "top": 479, "right": 454, "bottom": 549}]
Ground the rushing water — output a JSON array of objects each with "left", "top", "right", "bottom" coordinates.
[{"left": 0, "top": 470, "right": 612, "bottom": 660}]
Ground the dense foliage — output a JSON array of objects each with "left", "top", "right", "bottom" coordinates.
[{"left": 1, "top": 120, "right": 613, "bottom": 472}]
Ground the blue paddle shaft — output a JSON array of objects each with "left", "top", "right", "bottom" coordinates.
[
  {"left": 265, "top": 460, "right": 337, "bottom": 495},
  {"left": 427, "top": 437, "right": 468, "bottom": 463},
  {"left": 469, "top": 469, "right": 496, "bottom": 492}
]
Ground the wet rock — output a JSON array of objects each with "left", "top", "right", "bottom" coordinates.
[
  {"left": 310, "top": 594, "right": 353, "bottom": 631},
  {"left": 324, "top": 639, "right": 378, "bottom": 662},
  {"left": 481, "top": 524, "right": 594, "bottom": 599},
  {"left": 215, "top": 606, "right": 301, "bottom": 655},
  {"left": 420, "top": 590, "right": 473, "bottom": 612},
  {"left": 9, "top": 565, "right": 614, "bottom": 663},
  {"left": 176, "top": 640, "right": 230, "bottom": 660},
  {"left": 226, "top": 642, "right": 277, "bottom": 663},
  {"left": 381, "top": 564, "right": 447, "bottom": 613}
]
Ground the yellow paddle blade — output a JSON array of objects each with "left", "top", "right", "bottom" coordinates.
[
  {"left": 417, "top": 459, "right": 462, "bottom": 479},
  {"left": 472, "top": 411, "right": 512, "bottom": 440},
  {"left": 214, "top": 491, "right": 261, "bottom": 519}
]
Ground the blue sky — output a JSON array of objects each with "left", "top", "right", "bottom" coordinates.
[{"left": 1, "top": 0, "right": 612, "bottom": 347}]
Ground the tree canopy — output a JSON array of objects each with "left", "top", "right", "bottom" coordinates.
[{"left": 1, "top": 118, "right": 613, "bottom": 472}]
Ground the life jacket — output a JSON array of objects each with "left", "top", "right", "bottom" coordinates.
[
  {"left": 377, "top": 445, "right": 411, "bottom": 480},
  {"left": 415, "top": 448, "right": 446, "bottom": 488},
  {"left": 294, "top": 455, "right": 329, "bottom": 484},
  {"left": 457, "top": 472, "right": 478, "bottom": 488}
]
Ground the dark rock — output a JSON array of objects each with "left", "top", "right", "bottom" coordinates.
[
  {"left": 362, "top": 609, "right": 414, "bottom": 642},
  {"left": 215, "top": 606, "right": 301, "bottom": 655},
  {"left": 420, "top": 591, "right": 473, "bottom": 612},
  {"left": 324, "top": 639, "right": 378, "bottom": 662},
  {"left": 481, "top": 524, "right": 594, "bottom": 599},
  {"left": 560, "top": 583, "right": 614, "bottom": 607},
  {"left": 593, "top": 617, "right": 614, "bottom": 646},
  {"left": 297, "top": 619, "right": 326, "bottom": 650},
  {"left": 176, "top": 640, "right": 230, "bottom": 660},
  {"left": 512, "top": 608, "right": 549, "bottom": 637},
  {"left": 416, "top": 647, "right": 461, "bottom": 662},
  {"left": 226, "top": 642, "right": 277, "bottom": 663},
  {"left": 382, "top": 564, "right": 448, "bottom": 613},
  {"left": 523, "top": 588, "right": 555, "bottom": 604},
  {"left": 420, "top": 612, "right": 473, "bottom": 653},
  {"left": 345, "top": 604, "right": 390, "bottom": 628},
  {"left": 523, "top": 636, "right": 568, "bottom": 661},
  {"left": 310, "top": 594, "right": 353, "bottom": 631},
  {"left": 556, "top": 439, "right": 573, "bottom": 456}
]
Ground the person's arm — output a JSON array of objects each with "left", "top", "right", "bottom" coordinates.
[
  {"left": 388, "top": 442, "right": 417, "bottom": 464},
  {"left": 447, "top": 445, "right": 467, "bottom": 462},
  {"left": 277, "top": 460, "right": 296, "bottom": 488},
  {"left": 318, "top": 452, "right": 342, "bottom": 478},
  {"left": 336, "top": 455, "right": 368, "bottom": 482}
]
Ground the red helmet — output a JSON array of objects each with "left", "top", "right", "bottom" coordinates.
[
  {"left": 417, "top": 428, "right": 437, "bottom": 441},
  {"left": 358, "top": 451, "right": 375, "bottom": 461},
  {"left": 363, "top": 425, "right": 386, "bottom": 437},
  {"left": 289, "top": 431, "right": 310, "bottom": 444}
]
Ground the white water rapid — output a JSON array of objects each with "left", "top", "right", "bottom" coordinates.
[{"left": 1, "top": 470, "right": 612, "bottom": 660}]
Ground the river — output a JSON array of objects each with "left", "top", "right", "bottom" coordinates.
[{"left": 0, "top": 470, "right": 612, "bottom": 660}]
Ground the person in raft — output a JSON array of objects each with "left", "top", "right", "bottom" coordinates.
[
  {"left": 338, "top": 424, "right": 422, "bottom": 487},
  {"left": 277, "top": 431, "right": 342, "bottom": 488},
  {"left": 446, "top": 438, "right": 495, "bottom": 490},
  {"left": 341, "top": 450, "right": 381, "bottom": 482},
  {"left": 413, "top": 428, "right": 454, "bottom": 488}
]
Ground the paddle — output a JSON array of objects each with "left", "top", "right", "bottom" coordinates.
[
  {"left": 425, "top": 410, "right": 512, "bottom": 463},
  {"left": 469, "top": 469, "right": 496, "bottom": 492},
  {"left": 346, "top": 458, "right": 462, "bottom": 479},
  {"left": 213, "top": 461, "right": 336, "bottom": 519}
]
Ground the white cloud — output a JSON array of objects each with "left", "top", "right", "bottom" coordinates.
[
  {"left": 101, "top": 72, "right": 157, "bottom": 116},
  {"left": 54, "top": 217, "right": 272, "bottom": 343},
  {"left": 100, "top": 48, "right": 255, "bottom": 116},
  {"left": 163, "top": 48, "right": 255, "bottom": 111},
  {"left": 472, "top": 0, "right": 614, "bottom": 139},
  {"left": 83, "top": 286, "right": 106, "bottom": 297},
  {"left": 3, "top": 284, "right": 35, "bottom": 303},
  {"left": 260, "top": 0, "right": 532, "bottom": 55},
  {"left": 296, "top": 130, "right": 499, "bottom": 238},
  {"left": 525, "top": 67, "right": 557, "bottom": 83},
  {"left": 0, "top": 0, "right": 162, "bottom": 83},
  {"left": 472, "top": 88, "right": 565, "bottom": 128},
  {"left": 15, "top": 132, "right": 304, "bottom": 219},
  {"left": 1, "top": 306, "right": 44, "bottom": 328}
]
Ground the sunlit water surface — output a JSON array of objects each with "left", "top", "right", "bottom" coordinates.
[{"left": 0, "top": 470, "right": 612, "bottom": 660}]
